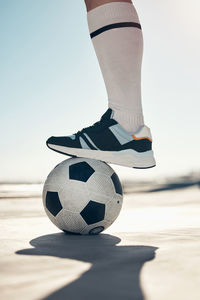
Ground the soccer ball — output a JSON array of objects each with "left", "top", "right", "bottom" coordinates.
[{"left": 42, "top": 157, "right": 123, "bottom": 235}]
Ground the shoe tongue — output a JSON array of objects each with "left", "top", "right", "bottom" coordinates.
[{"left": 101, "top": 108, "right": 113, "bottom": 121}]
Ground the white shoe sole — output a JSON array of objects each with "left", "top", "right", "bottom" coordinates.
[{"left": 47, "top": 144, "right": 156, "bottom": 169}]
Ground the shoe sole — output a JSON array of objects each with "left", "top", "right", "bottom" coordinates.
[{"left": 47, "top": 143, "right": 156, "bottom": 169}]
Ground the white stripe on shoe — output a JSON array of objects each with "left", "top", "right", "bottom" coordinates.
[{"left": 83, "top": 133, "right": 99, "bottom": 150}]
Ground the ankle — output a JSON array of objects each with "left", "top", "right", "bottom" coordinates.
[{"left": 111, "top": 108, "right": 144, "bottom": 133}]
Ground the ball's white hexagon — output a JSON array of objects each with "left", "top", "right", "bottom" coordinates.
[
  {"left": 54, "top": 209, "right": 67, "bottom": 230},
  {"left": 58, "top": 209, "right": 87, "bottom": 233},
  {"left": 45, "top": 164, "right": 69, "bottom": 187},
  {"left": 87, "top": 174, "right": 115, "bottom": 200},
  {"left": 59, "top": 181, "right": 90, "bottom": 212},
  {"left": 105, "top": 195, "right": 123, "bottom": 223},
  {"left": 43, "top": 205, "right": 59, "bottom": 228}
]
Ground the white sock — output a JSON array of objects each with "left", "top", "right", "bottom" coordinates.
[{"left": 87, "top": 2, "right": 144, "bottom": 133}]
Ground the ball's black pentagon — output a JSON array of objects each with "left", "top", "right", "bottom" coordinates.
[
  {"left": 80, "top": 201, "right": 105, "bottom": 225},
  {"left": 69, "top": 161, "right": 95, "bottom": 182},
  {"left": 111, "top": 172, "right": 123, "bottom": 195},
  {"left": 46, "top": 191, "right": 62, "bottom": 216}
]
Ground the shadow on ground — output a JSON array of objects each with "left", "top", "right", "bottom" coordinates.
[
  {"left": 146, "top": 181, "right": 200, "bottom": 193},
  {"left": 17, "top": 233, "right": 158, "bottom": 300},
  {"left": 122, "top": 180, "right": 200, "bottom": 194}
]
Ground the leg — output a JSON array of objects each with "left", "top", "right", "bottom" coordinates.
[
  {"left": 85, "top": 0, "right": 144, "bottom": 133},
  {"left": 46, "top": 0, "right": 156, "bottom": 169},
  {"left": 84, "top": 0, "right": 132, "bottom": 12}
]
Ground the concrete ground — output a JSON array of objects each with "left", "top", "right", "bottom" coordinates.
[{"left": 1, "top": 185, "right": 200, "bottom": 300}]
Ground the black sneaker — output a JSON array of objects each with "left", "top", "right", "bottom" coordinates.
[{"left": 46, "top": 108, "right": 156, "bottom": 169}]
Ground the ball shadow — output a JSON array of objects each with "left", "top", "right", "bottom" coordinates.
[{"left": 16, "top": 233, "right": 158, "bottom": 300}]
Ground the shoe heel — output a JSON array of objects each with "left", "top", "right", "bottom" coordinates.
[{"left": 114, "top": 149, "right": 156, "bottom": 168}]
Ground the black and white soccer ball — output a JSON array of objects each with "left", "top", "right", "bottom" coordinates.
[{"left": 42, "top": 157, "right": 123, "bottom": 235}]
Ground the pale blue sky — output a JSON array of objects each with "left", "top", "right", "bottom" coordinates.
[{"left": 1, "top": 0, "right": 199, "bottom": 182}]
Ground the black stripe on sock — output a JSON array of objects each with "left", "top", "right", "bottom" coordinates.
[
  {"left": 79, "top": 133, "right": 97, "bottom": 150},
  {"left": 90, "top": 22, "right": 142, "bottom": 39}
]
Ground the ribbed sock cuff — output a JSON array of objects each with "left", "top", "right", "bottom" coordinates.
[
  {"left": 111, "top": 107, "right": 144, "bottom": 133},
  {"left": 87, "top": 2, "right": 140, "bottom": 33}
]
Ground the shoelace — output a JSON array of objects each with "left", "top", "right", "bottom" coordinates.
[
  {"left": 75, "top": 119, "right": 104, "bottom": 137},
  {"left": 74, "top": 109, "right": 112, "bottom": 137}
]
